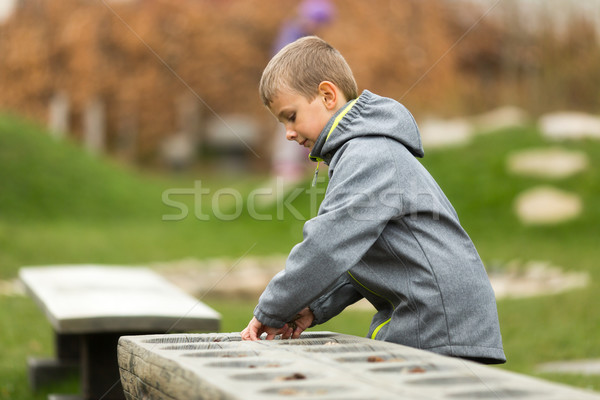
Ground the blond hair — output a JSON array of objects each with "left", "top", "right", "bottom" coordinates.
[{"left": 259, "top": 36, "right": 358, "bottom": 106}]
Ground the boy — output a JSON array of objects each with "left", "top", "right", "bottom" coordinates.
[{"left": 241, "top": 36, "right": 506, "bottom": 364}]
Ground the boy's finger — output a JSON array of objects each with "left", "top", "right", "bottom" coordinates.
[
  {"left": 242, "top": 326, "right": 254, "bottom": 341},
  {"left": 248, "top": 325, "right": 260, "bottom": 341},
  {"left": 279, "top": 323, "right": 290, "bottom": 339},
  {"left": 292, "top": 327, "right": 304, "bottom": 339},
  {"left": 281, "top": 327, "right": 293, "bottom": 340}
]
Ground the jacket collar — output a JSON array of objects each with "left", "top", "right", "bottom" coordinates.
[{"left": 309, "top": 98, "right": 358, "bottom": 164}]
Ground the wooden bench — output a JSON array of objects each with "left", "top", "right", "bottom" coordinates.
[{"left": 20, "top": 265, "right": 221, "bottom": 400}]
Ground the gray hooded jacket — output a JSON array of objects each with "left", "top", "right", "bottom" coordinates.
[{"left": 254, "top": 90, "right": 506, "bottom": 363}]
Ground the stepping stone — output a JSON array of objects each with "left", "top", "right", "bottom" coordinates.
[
  {"left": 539, "top": 112, "right": 600, "bottom": 140},
  {"left": 472, "top": 105, "right": 529, "bottom": 133},
  {"left": 418, "top": 117, "right": 473, "bottom": 149},
  {"left": 538, "top": 359, "right": 600, "bottom": 376},
  {"left": 487, "top": 260, "right": 588, "bottom": 299},
  {"left": 0, "top": 278, "right": 25, "bottom": 297},
  {"left": 514, "top": 186, "right": 582, "bottom": 224},
  {"left": 419, "top": 106, "right": 528, "bottom": 150},
  {"left": 507, "top": 147, "right": 589, "bottom": 179}
]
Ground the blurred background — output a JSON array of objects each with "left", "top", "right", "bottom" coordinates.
[
  {"left": 1, "top": 0, "right": 600, "bottom": 398},
  {"left": 1, "top": 0, "right": 599, "bottom": 169}
]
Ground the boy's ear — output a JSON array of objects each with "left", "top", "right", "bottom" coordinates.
[{"left": 318, "top": 81, "right": 339, "bottom": 111}]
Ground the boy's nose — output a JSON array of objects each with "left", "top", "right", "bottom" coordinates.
[{"left": 285, "top": 128, "right": 297, "bottom": 141}]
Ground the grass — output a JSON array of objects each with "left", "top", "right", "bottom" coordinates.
[
  {"left": 0, "top": 296, "right": 78, "bottom": 400},
  {"left": 1, "top": 113, "right": 599, "bottom": 398}
]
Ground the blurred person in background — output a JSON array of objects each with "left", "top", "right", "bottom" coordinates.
[{"left": 270, "top": 0, "right": 336, "bottom": 183}]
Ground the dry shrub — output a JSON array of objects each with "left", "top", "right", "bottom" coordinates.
[{"left": 0, "top": 0, "right": 598, "bottom": 166}]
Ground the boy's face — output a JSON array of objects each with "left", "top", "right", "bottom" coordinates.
[{"left": 269, "top": 89, "right": 336, "bottom": 150}]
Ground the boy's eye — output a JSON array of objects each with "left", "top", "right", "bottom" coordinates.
[{"left": 288, "top": 113, "right": 296, "bottom": 122}]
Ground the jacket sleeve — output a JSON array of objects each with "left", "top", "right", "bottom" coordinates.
[
  {"left": 254, "top": 138, "right": 403, "bottom": 328},
  {"left": 309, "top": 274, "right": 364, "bottom": 326}
]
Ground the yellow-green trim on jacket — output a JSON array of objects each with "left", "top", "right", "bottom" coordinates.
[{"left": 347, "top": 270, "right": 395, "bottom": 340}]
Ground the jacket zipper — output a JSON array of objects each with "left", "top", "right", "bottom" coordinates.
[{"left": 310, "top": 99, "right": 358, "bottom": 186}]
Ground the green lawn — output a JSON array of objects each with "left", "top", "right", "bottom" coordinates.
[{"left": 1, "top": 114, "right": 599, "bottom": 398}]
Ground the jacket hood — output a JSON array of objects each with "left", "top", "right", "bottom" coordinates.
[{"left": 310, "top": 90, "right": 424, "bottom": 164}]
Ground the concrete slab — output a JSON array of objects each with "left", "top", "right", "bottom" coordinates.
[
  {"left": 507, "top": 147, "right": 589, "bottom": 179},
  {"left": 514, "top": 186, "right": 582, "bottom": 225},
  {"left": 27, "top": 357, "right": 78, "bottom": 390},
  {"left": 472, "top": 106, "right": 529, "bottom": 133},
  {"left": 418, "top": 117, "right": 474, "bottom": 149},
  {"left": 21, "top": 265, "right": 221, "bottom": 400},
  {"left": 48, "top": 396, "right": 83, "bottom": 400},
  {"left": 20, "top": 265, "right": 221, "bottom": 333},
  {"left": 155, "top": 256, "right": 590, "bottom": 303},
  {"left": 119, "top": 332, "right": 600, "bottom": 400},
  {"left": 488, "top": 260, "right": 588, "bottom": 299},
  {"left": 539, "top": 112, "right": 600, "bottom": 141},
  {"left": 538, "top": 359, "right": 600, "bottom": 376}
]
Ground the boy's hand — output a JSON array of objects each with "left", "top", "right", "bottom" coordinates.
[
  {"left": 241, "top": 317, "right": 292, "bottom": 341},
  {"left": 288, "top": 307, "right": 314, "bottom": 339},
  {"left": 240, "top": 308, "right": 314, "bottom": 341}
]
